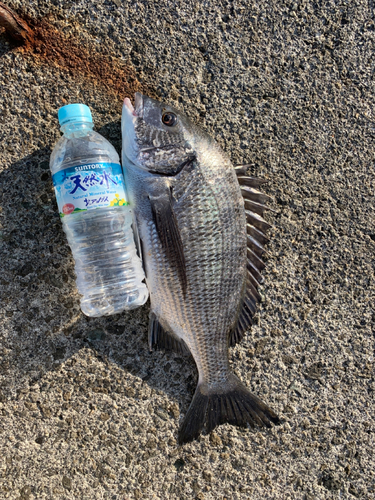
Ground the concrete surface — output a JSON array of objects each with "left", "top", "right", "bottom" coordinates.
[{"left": 0, "top": 0, "right": 374, "bottom": 499}]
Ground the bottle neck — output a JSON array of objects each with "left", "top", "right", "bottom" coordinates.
[{"left": 61, "top": 121, "right": 94, "bottom": 138}]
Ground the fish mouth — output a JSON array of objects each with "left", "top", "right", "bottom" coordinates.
[
  {"left": 134, "top": 92, "right": 143, "bottom": 116},
  {"left": 123, "top": 92, "right": 143, "bottom": 118}
]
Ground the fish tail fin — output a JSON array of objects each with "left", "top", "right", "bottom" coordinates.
[{"left": 178, "top": 373, "right": 280, "bottom": 445}]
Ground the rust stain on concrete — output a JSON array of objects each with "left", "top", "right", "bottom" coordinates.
[{"left": 0, "top": 2, "right": 154, "bottom": 100}]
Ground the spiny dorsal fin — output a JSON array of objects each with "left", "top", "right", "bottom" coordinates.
[
  {"left": 246, "top": 210, "right": 272, "bottom": 233},
  {"left": 234, "top": 164, "right": 249, "bottom": 175},
  {"left": 149, "top": 312, "right": 190, "bottom": 355},
  {"left": 237, "top": 175, "right": 267, "bottom": 188},
  {"left": 235, "top": 164, "right": 269, "bottom": 187},
  {"left": 247, "top": 234, "right": 266, "bottom": 258},
  {"left": 244, "top": 199, "right": 273, "bottom": 216},
  {"left": 241, "top": 186, "right": 273, "bottom": 205},
  {"left": 229, "top": 170, "right": 273, "bottom": 347},
  {"left": 247, "top": 223, "right": 269, "bottom": 246}
]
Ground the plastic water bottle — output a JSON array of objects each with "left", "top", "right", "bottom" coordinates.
[{"left": 50, "top": 103, "right": 148, "bottom": 317}]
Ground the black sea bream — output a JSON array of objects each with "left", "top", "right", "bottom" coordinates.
[{"left": 122, "top": 93, "right": 279, "bottom": 443}]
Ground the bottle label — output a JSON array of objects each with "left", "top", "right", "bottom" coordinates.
[{"left": 52, "top": 162, "right": 128, "bottom": 217}]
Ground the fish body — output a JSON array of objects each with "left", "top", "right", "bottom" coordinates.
[{"left": 122, "top": 93, "right": 279, "bottom": 443}]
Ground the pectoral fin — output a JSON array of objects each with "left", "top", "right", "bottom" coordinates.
[{"left": 149, "top": 187, "right": 187, "bottom": 295}]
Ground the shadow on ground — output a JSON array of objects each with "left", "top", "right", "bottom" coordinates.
[{"left": 0, "top": 133, "right": 197, "bottom": 418}]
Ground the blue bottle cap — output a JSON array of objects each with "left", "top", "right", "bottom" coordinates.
[{"left": 58, "top": 103, "right": 93, "bottom": 126}]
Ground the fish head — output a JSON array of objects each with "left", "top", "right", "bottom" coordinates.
[{"left": 122, "top": 93, "right": 195, "bottom": 175}]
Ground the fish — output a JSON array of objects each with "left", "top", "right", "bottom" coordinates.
[{"left": 121, "top": 93, "right": 280, "bottom": 444}]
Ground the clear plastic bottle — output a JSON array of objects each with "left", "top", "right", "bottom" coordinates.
[{"left": 50, "top": 103, "right": 148, "bottom": 317}]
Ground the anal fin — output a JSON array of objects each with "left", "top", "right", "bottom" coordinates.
[{"left": 149, "top": 312, "right": 190, "bottom": 356}]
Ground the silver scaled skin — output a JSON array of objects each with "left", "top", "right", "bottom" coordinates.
[{"left": 122, "top": 93, "right": 279, "bottom": 444}]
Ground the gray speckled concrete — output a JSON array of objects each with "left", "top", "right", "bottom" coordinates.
[{"left": 0, "top": 1, "right": 374, "bottom": 499}]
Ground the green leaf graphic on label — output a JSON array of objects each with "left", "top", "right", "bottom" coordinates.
[{"left": 60, "top": 208, "right": 87, "bottom": 218}]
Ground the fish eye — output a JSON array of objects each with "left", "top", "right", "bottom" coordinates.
[{"left": 162, "top": 112, "right": 177, "bottom": 127}]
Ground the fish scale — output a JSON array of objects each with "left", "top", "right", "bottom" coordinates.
[
  {"left": 175, "top": 172, "right": 236, "bottom": 379},
  {"left": 145, "top": 161, "right": 240, "bottom": 381},
  {"left": 122, "top": 93, "right": 280, "bottom": 443}
]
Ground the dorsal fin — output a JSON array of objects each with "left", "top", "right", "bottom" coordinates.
[
  {"left": 246, "top": 210, "right": 272, "bottom": 232},
  {"left": 241, "top": 186, "right": 272, "bottom": 205},
  {"left": 237, "top": 176, "right": 267, "bottom": 188},
  {"left": 235, "top": 164, "right": 268, "bottom": 187},
  {"left": 234, "top": 164, "right": 249, "bottom": 175},
  {"left": 229, "top": 171, "right": 272, "bottom": 347},
  {"left": 244, "top": 199, "right": 273, "bottom": 216},
  {"left": 247, "top": 223, "right": 269, "bottom": 246}
]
